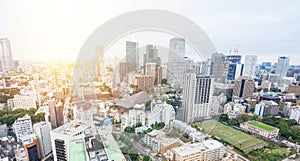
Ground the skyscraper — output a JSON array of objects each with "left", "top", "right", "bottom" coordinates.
[
  {"left": 227, "top": 63, "right": 244, "bottom": 81},
  {"left": 242, "top": 55, "right": 257, "bottom": 78},
  {"left": 276, "top": 56, "right": 290, "bottom": 78},
  {"left": 0, "top": 38, "right": 14, "bottom": 72},
  {"left": 225, "top": 54, "right": 242, "bottom": 64},
  {"left": 126, "top": 41, "right": 139, "bottom": 72},
  {"left": 211, "top": 53, "right": 226, "bottom": 82},
  {"left": 233, "top": 76, "right": 255, "bottom": 99},
  {"left": 119, "top": 61, "right": 128, "bottom": 82},
  {"left": 33, "top": 122, "right": 52, "bottom": 158},
  {"left": 182, "top": 69, "right": 213, "bottom": 123},
  {"left": 167, "top": 38, "right": 185, "bottom": 89}
]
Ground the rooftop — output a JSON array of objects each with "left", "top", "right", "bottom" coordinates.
[
  {"left": 116, "top": 91, "right": 151, "bottom": 109},
  {"left": 69, "top": 138, "right": 87, "bottom": 161},
  {"left": 247, "top": 121, "right": 276, "bottom": 131},
  {"left": 100, "top": 133, "right": 125, "bottom": 161},
  {"left": 52, "top": 120, "right": 89, "bottom": 136},
  {"left": 172, "top": 143, "right": 205, "bottom": 156}
]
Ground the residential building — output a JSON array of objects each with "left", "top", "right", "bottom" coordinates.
[
  {"left": 171, "top": 140, "right": 225, "bottom": 161},
  {"left": 8, "top": 95, "right": 37, "bottom": 110},
  {"left": 33, "top": 121, "right": 52, "bottom": 158},
  {"left": 147, "top": 101, "right": 175, "bottom": 127},
  {"left": 0, "top": 124, "right": 8, "bottom": 138},
  {"left": 289, "top": 106, "right": 300, "bottom": 124},
  {"left": 240, "top": 121, "right": 279, "bottom": 139},
  {"left": 13, "top": 114, "right": 33, "bottom": 142},
  {"left": 121, "top": 108, "right": 146, "bottom": 130},
  {"left": 254, "top": 101, "right": 279, "bottom": 117}
]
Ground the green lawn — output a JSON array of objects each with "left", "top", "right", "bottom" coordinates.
[
  {"left": 195, "top": 120, "right": 267, "bottom": 153},
  {"left": 248, "top": 121, "right": 275, "bottom": 131}
]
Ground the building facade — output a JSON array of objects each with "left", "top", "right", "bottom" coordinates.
[{"left": 167, "top": 38, "right": 185, "bottom": 89}]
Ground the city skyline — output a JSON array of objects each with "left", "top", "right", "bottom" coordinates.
[{"left": 0, "top": 0, "right": 300, "bottom": 64}]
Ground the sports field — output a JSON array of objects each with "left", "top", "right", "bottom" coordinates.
[{"left": 196, "top": 120, "right": 267, "bottom": 153}]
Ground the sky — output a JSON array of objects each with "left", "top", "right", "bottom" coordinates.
[{"left": 0, "top": 0, "right": 300, "bottom": 64}]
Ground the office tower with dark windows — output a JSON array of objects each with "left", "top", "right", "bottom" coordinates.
[
  {"left": 0, "top": 38, "right": 14, "bottom": 72},
  {"left": 276, "top": 56, "right": 290, "bottom": 78},
  {"left": 242, "top": 55, "right": 257, "bottom": 78},
  {"left": 233, "top": 76, "right": 255, "bottom": 99},
  {"left": 126, "top": 41, "right": 139, "bottom": 72},
  {"left": 225, "top": 54, "right": 242, "bottom": 64},
  {"left": 167, "top": 38, "right": 185, "bottom": 89},
  {"left": 227, "top": 63, "right": 244, "bottom": 81}
]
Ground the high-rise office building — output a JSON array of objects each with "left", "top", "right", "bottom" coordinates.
[
  {"left": 227, "top": 63, "right": 244, "bottom": 81},
  {"left": 50, "top": 120, "right": 92, "bottom": 161},
  {"left": 126, "top": 41, "right": 139, "bottom": 72},
  {"left": 119, "top": 61, "right": 128, "bottom": 82},
  {"left": 144, "top": 44, "right": 159, "bottom": 66},
  {"left": 225, "top": 54, "right": 242, "bottom": 64},
  {"left": 33, "top": 122, "right": 52, "bottom": 158},
  {"left": 211, "top": 53, "right": 225, "bottom": 82},
  {"left": 0, "top": 38, "right": 14, "bottom": 72},
  {"left": 182, "top": 69, "right": 213, "bottom": 123},
  {"left": 242, "top": 55, "right": 257, "bottom": 78},
  {"left": 167, "top": 38, "right": 185, "bottom": 89},
  {"left": 276, "top": 56, "right": 290, "bottom": 78},
  {"left": 233, "top": 76, "right": 255, "bottom": 99},
  {"left": 13, "top": 114, "right": 33, "bottom": 142}
]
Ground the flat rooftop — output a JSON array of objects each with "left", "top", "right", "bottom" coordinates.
[
  {"left": 69, "top": 138, "right": 87, "bottom": 161},
  {"left": 100, "top": 133, "right": 125, "bottom": 161},
  {"left": 247, "top": 121, "right": 276, "bottom": 131},
  {"left": 172, "top": 143, "right": 205, "bottom": 156},
  {"left": 52, "top": 120, "right": 89, "bottom": 136}
]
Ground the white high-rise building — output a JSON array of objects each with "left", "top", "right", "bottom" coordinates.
[
  {"left": 50, "top": 120, "right": 92, "bottom": 161},
  {"left": 243, "top": 55, "right": 257, "bottom": 78},
  {"left": 33, "top": 121, "right": 52, "bottom": 158},
  {"left": 289, "top": 106, "right": 300, "bottom": 123},
  {"left": 182, "top": 69, "right": 214, "bottom": 123},
  {"left": 167, "top": 38, "right": 185, "bottom": 89},
  {"left": 13, "top": 114, "right": 33, "bottom": 142},
  {"left": 276, "top": 56, "right": 290, "bottom": 78},
  {"left": 0, "top": 38, "right": 14, "bottom": 72}
]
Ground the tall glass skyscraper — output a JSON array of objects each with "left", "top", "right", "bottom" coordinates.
[
  {"left": 276, "top": 56, "right": 290, "bottom": 78},
  {"left": 0, "top": 38, "right": 14, "bottom": 72},
  {"left": 126, "top": 41, "right": 139, "bottom": 73},
  {"left": 242, "top": 55, "right": 257, "bottom": 78},
  {"left": 167, "top": 38, "right": 185, "bottom": 89}
]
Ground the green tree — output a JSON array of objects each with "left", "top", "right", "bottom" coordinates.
[
  {"left": 252, "top": 114, "right": 259, "bottom": 121},
  {"left": 182, "top": 132, "right": 189, "bottom": 139},
  {"left": 143, "top": 155, "right": 151, "bottom": 161},
  {"left": 241, "top": 113, "right": 248, "bottom": 123}
]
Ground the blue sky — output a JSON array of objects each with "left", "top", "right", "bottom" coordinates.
[{"left": 0, "top": 0, "right": 299, "bottom": 64}]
